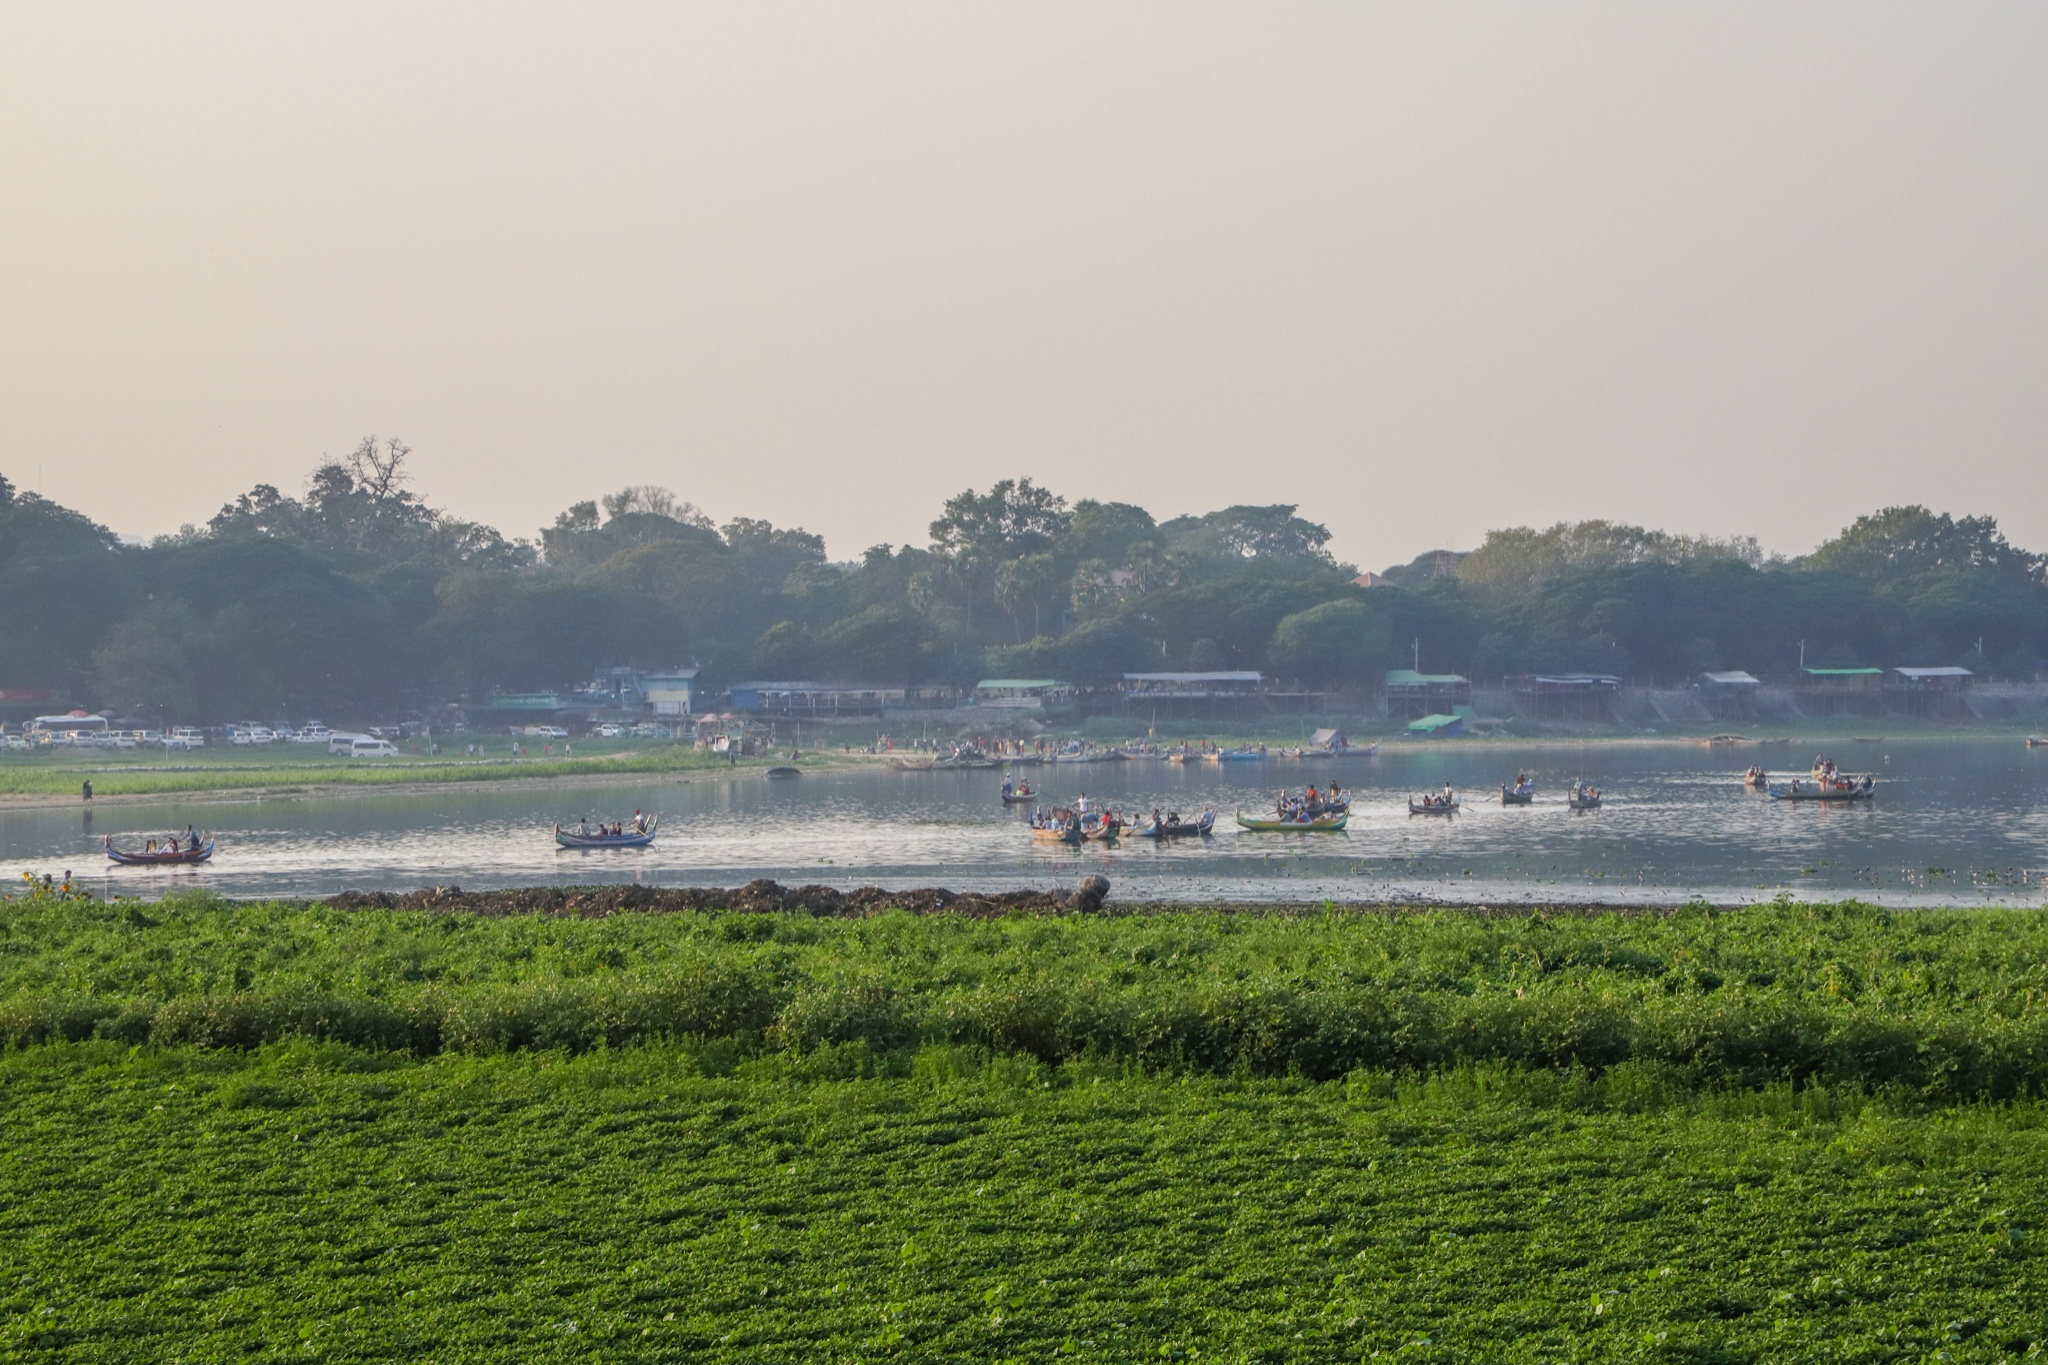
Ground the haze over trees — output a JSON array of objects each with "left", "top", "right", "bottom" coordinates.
[{"left": 1, "top": 448, "right": 2043, "bottom": 722}]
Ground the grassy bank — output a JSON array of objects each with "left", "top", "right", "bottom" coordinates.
[
  {"left": 0, "top": 741, "right": 804, "bottom": 801},
  {"left": 8, "top": 893, "right": 2048, "bottom": 1099},
  {"left": 6, "top": 895, "right": 2048, "bottom": 1359}
]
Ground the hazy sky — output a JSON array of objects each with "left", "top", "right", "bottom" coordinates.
[{"left": 3, "top": 2, "right": 2044, "bottom": 569}]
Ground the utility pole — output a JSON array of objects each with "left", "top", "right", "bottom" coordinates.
[
  {"left": 1413, "top": 638, "right": 1420, "bottom": 672},
  {"left": 1799, "top": 639, "right": 1805, "bottom": 669}
]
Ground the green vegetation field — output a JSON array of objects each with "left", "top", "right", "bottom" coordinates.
[
  {"left": 0, "top": 739, "right": 778, "bottom": 800},
  {"left": 4, "top": 892, "right": 2046, "bottom": 1360}
]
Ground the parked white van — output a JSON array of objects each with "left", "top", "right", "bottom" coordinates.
[
  {"left": 349, "top": 737, "right": 400, "bottom": 758},
  {"left": 327, "top": 733, "right": 369, "bottom": 755}
]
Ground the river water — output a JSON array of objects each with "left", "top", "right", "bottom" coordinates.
[{"left": 6, "top": 740, "right": 2046, "bottom": 906}]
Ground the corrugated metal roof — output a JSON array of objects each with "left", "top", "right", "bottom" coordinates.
[
  {"left": 1801, "top": 668, "right": 1882, "bottom": 676},
  {"left": 1699, "top": 671, "right": 1761, "bottom": 685},
  {"left": 975, "top": 679, "right": 1064, "bottom": 690},
  {"left": 1893, "top": 666, "right": 1974, "bottom": 678},
  {"left": 1384, "top": 670, "right": 1469, "bottom": 686},
  {"left": 1122, "top": 672, "right": 1263, "bottom": 683}
]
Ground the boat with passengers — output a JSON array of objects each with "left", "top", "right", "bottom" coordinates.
[
  {"left": 105, "top": 833, "right": 214, "bottom": 865},
  {"left": 555, "top": 813, "right": 658, "bottom": 848}
]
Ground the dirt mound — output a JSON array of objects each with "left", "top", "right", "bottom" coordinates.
[{"left": 320, "top": 877, "right": 1109, "bottom": 918}]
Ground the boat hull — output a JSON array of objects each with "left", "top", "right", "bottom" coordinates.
[
  {"left": 1766, "top": 786, "right": 1873, "bottom": 802},
  {"left": 106, "top": 838, "right": 214, "bottom": 865},
  {"left": 1136, "top": 813, "right": 1215, "bottom": 839},
  {"left": 1408, "top": 802, "right": 1459, "bottom": 815},
  {"left": 1235, "top": 808, "right": 1347, "bottom": 831},
  {"left": 555, "top": 816, "right": 659, "bottom": 848}
]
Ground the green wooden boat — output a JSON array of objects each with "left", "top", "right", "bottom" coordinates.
[{"left": 1234, "top": 807, "right": 1348, "bottom": 832}]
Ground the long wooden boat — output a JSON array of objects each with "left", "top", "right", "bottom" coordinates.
[
  {"left": 1767, "top": 782, "right": 1873, "bottom": 803},
  {"left": 1500, "top": 784, "right": 1535, "bottom": 805},
  {"left": 555, "top": 816, "right": 658, "bottom": 849},
  {"left": 1082, "top": 817, "right": 1124, "bottom": 842},
  {"left": 1030, "top": 822, "right": 1083, "bottom": 845},
  {"left": 1215, "top": 747, "right": 1266, "bottom": 762},
  {"left": 1236, "top": 807, "right": 1348, "bottom": 831},
  {"left": 1567, "top": 795, "right": 1603, "bottom": 811},
  {"left": 105, "top": 836, "right": 214, "bottom": 865},
  {"left": 999, "top": 788, "right": 1038, "bottom": 804},
  {"left": 1408, "top": 799, "right": 1460, "bottom": 815},
  {"left": 1134, "top": 810, "right": 1216, "bottom": 838}
]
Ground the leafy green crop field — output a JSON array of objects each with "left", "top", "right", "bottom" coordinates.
[
  {"left": 5, "top": 1046, "right": 2045, "bottom": 1362},
  {"left": 3, "top": 893, "right": 2047, "bottom": 1360}
]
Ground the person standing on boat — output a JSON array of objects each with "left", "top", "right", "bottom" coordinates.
[
  {"left": 1076, "top": 793, "right": 1091, "bottom": 816},
  {"left": 1002, "top": 775, "right": 1014, "bottom": 798}
]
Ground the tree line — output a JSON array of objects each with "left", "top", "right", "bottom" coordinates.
[{"left": 1, "top": 443, "right": 2042, "bottom": 722}]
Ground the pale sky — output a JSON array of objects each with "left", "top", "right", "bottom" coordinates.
[{"left": 3, "top": 2, "right": 2044, "bottom": 569}]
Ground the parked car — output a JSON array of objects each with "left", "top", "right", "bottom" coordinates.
[
  {"left": 291, "top": 724, "right": 333, "bottom": 744},
  {"left": 171, "top": 727, "right": 206, "bottom": 747},
  {"left": 349, "top": 737, "right": 401, "bottom": 758},
  {"left": 328, "top": 733, "right": 372, "bottom": 755},
  {"left": 631, "top": 724, "right": 671, "bottom": 739},
  {"left": 594, "top": 723, "right": 626, "bottom": 738}
]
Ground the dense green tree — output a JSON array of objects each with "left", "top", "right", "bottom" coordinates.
[
  {"left": 4, "top": 454, "right": 2045, "bottom": 719},
  {"left": 1269, "top": 599, "right": 1397, "bottom": 686}
]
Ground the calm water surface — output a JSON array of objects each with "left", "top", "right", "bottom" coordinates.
[{"left": 7, "top": 740, "right": 2046, "bottom": 906}]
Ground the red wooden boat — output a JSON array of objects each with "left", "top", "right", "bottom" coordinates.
[{"left": 105, "top": 836, "right": 214, "bottom": 865}]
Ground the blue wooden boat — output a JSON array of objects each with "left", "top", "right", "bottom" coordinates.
[
  {"left": 1767, "top": 781, "right": 1873, "bottom": 803},
  {"left": 1133, "top": 810, "right": 1215, "bottom": 838}
]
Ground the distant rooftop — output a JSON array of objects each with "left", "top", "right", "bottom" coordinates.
[{"left": 1122, "top": 672, "right": 1263, "bottom": 683}]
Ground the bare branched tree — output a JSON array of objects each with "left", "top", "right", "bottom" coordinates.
[
  {"left": 343, "top": 436, "right": 413, "bottom": 504},
  {"left": 600, "top": 485, "right": 713, "bottom": 527}
]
